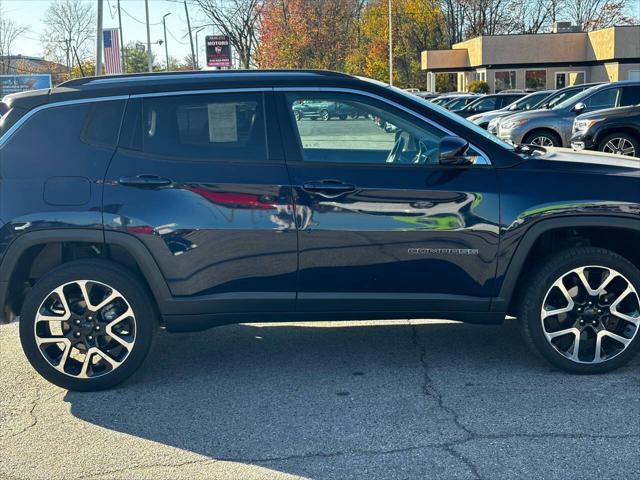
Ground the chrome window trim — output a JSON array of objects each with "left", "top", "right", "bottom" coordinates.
[
  {"left": 275, "top": 86, "right": 492, "bottom": 165},
  {"left": 0, "top": 95, "right": 129, "bottom": 149}
]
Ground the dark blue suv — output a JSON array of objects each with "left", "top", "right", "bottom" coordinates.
[{"left": 1, "top": 71, "right": 639, "bottom": 391}]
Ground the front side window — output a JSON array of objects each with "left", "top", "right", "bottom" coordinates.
[
  {"left": 286, "top": 92, "right": 462, "bottom": 166},
  {"left": 495, "top": 71, "right": 516, "bottom": 92},
  {"left": 139, "top": 92, "right": 267, "bottom": 161},
  {"left": 467, "top": 96, "right": 497, "bottom": 112},
  {"left": 584, "top": 88, "right": 621, "bottom": 110}
]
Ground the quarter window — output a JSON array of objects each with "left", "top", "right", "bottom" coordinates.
[
  {"left": 140, "top": 92, "right": 267, "bottom": 161},
  {"left": 620, "top": 86, "right": 640, "bottom": 106}
]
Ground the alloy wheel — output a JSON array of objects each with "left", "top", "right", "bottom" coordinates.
[
  {"left": 34, "top": 280, "right": 136, "bottom": 379},
  {"left": 529, "top": 135, "right": 555, "bottom": 147},
  {"left": 540, "top": 266, "right": 640, "bottom": 364},
  {"left": 602, "top": 137, "right": 636, "bottom": 157}
]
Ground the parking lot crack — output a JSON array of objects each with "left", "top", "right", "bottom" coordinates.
[{"left": 410, "top": 322, "right": 483, "bottom": 480}]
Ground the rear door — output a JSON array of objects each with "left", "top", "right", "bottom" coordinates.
[
  {"left": 103, "top": 90, "right": 297, "bottom": 315},
  {"left": 276, "top": 89, "right": 500, "bottom": 314}
]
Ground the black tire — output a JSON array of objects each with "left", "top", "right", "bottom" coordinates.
[
  {"left": 339, "top": 115, "right": 347, "bottom": 120},
  {"left": 518, "top": 247, "right": 640, "bottom": 374},
  {"left": 597, "top": 132, "right": 639, "bottom": 157},
  {"left": 319, "top": 110, "right": 330, "bottom": 121},
  {"left": 294, "top": 110, "right": 302, "bottom": 121},
  {"left": 523, "top": 130, "right": 561, "bottom": 147},
  {"left": 19, "top": 259, "right": 157, "bottom": 391}
]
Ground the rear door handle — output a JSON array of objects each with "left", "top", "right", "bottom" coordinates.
[
  {"left": 118, "top": 175, "right": 172, "bottom": 188},
  {"left": 302, "top": 180, "right": 356, "bottom": 198}
]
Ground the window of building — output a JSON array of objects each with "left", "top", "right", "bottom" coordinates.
[
  {"left": 138, "top": 92, "right": 267, "bottom": 161},
  {"left": 525, "top": 70, "right": 546, "bottom": 90},
  {"left": 494, "top": 71, "right": 516, "bottom": 92}
]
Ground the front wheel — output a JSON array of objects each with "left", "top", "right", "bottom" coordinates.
[
  {"left": 319, "top": 110, "right": 330, "bottom": 121},
  {"left": 519, "top": 247, "right": 640, "bottom": 373},
  {"left": 19, "top": 260, "right": 157, "bottom": 391},
  {"left": 524, "top": 130, "right": 561, "bottom": 148},
  {"left": 598, "top": 133, "right": 639, "bottom": 157}
]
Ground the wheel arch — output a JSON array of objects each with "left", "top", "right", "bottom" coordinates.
[
  {"left": 0, "top": 229, "right": 172, "bottom": 322},
  {"left": 594, "top": 126, "right": 640, "bottom": 148},
  {"left": 523, "top": 127, "right": 563, "bottom": 146},
  {"left": 493, "top": 216, "right": 640, "bottom": 315}
]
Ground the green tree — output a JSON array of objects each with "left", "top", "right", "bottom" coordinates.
[
  {"left": 123, "top": 42, "right": 156, "bottom": 73},
  {"left": 467, "top": 80, "right": 489, "bottom": 93}
]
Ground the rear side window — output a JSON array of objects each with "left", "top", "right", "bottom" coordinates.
[
  {"left": 620, "top": 86, "right": 640, "bottom": 106},
  {"left": 138, "top": 92, "right": 267, "bottom": 161},
  {"left": 80, "top": 99, "right": 125, "bottom": 147}
]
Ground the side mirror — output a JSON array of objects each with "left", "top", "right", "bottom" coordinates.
[
  {"left": 439, "top": 136, "right": 472, "bottom": 165},
  {"left": 573, "top": 102, "right": 586, "bottom": 113}
]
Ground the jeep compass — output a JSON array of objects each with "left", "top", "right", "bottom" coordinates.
[{"left": 0, "top": 70, "right": 638, "bottom": 391}]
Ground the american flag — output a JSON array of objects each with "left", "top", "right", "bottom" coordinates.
[{"left": 103, "top": 29, "right": 122, "bottom": 74}]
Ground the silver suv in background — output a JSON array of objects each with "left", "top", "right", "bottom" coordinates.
[
  {"left": 498, "top": 81, "right": 640, "bottom": 147},
  {"left": 468, "top": 90, "right": 554, "bottom": 129}
]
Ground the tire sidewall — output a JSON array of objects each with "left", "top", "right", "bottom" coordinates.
[
  {"left": 521, "top": 248, "right": 640, "bottom": 374},
  {"left": 19, "top": 260, "right": 156, "bottom": 391}
]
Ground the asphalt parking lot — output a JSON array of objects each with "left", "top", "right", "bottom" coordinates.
[{"left": 1, "top": 318, "right": 639, "bottom": 480}]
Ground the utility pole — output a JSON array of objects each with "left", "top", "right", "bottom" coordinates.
[
  {"left": 96, "top": 0, "right": 104, "bottom": 76},
  {"left": 184, "top": 1, "right": 196, "bottom": 70},
  {"left": 194, "top": 27, "right": 204, "bottom": 69},
  {"left": 144, "top": 0, "right": 152, "bottom": 72},
  {"left": 163, "top": 13, "right": 171, "bottom": 71},
  {"left": 117, "top": 0, "right": 125, "bottom": 72},
  {"left": 388, "top": 0, "right": 393, "bottom": 86}
]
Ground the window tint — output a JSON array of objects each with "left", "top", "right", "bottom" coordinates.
[
  {"left": 621, "top": 86, "right": 640, "bottom": 106},
  {"left": 287, "top": 93, "right": 463, "bottom": 166},
  {"left": 140, "top": 92, "right": 267, "bottom": 161},
  {"left": 81, "top": 99, "right": 125, "bottom": 147},
  {"left": 584, "top": 88, "right": 620, "bottom": 109}
]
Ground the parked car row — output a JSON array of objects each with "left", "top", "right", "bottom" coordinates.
[{"left": 416, "top": 81, "right": 640, "bottom": 157}]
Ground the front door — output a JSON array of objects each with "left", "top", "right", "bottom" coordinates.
[
  {"left": 104, "top": 90, "right": 297, "bottom": 314},
  {"left": 276, "top": 90, "right": 500, "bottom": 314}
]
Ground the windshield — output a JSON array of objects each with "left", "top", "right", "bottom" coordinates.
[
  {"left": 445, "top": 97, "right": 471, "bottom": 110},
  {"left": 388, "top": 85, "right": 515, "bottom": 151},
  {"left": 552, "top": 85, "right": 600, "bottom": 110}
]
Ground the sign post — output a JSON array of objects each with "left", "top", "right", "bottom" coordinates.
[{"left": 206, "top": 35, "right": 232, "bottom": 68}]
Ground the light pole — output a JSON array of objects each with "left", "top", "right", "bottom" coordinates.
[
  {"left": 144, "top": 0, "right": 152, "bottom": 72},
  {"left": 194, "top": 27, "right": 205, "bottom": 69},
  {"left": 96, "top": 0, "right": 104, "bottom": 76},
  {"left": 162, "top": 13, "right": 171, "bottom": 71},
  {"left": 388, "top": 0, "right": 393, "bottom": 86}
]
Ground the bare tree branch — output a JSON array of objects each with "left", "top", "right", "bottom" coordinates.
[{"left": 42, "top": 0, "right": 95, "bottom": 68}]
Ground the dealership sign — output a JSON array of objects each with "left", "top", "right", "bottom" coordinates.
[
  {"left": 0, "top": 74, "right": 52, "bottom": 97},
  {"left": 206, "top": 35, "right": 232, "bottom": 68}
]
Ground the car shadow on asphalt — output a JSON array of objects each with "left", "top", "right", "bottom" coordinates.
[{"left": 61, "top": 319, "right": 639, "bottom": 478}]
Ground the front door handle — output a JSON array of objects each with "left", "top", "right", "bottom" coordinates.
[
  {"left": 302, "top": 180, "right": 356, "bottom": 198},
  {"left": 118, "top": 175, "right": 172, "bottom": 188}
]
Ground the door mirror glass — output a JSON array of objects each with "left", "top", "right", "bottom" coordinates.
[
  {"left": 439, "top": 136, "right": 471, "bottom": 165},
  {"left": 573, "top": 102, "right": 586, "bottom": 113}
]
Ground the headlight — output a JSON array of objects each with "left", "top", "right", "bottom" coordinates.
[
  {"left": 573, "top": 119, "right": 601, "bottom": 133},
  {"left": 501, "top": 118, "right": 528, "bottom": 130}
]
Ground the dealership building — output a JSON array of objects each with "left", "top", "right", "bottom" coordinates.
[{"left": 422, "top": 24, "right": 640, "bottom": 93}]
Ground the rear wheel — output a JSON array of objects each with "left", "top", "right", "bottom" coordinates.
[
  {"left": 19, "top": 260, "right": 157, "bottom": 391},
  {"left": 319, "top": 109, "right": 330, "bottom": 121},
  {"left": 598, "top": 133, "right": 638, "bottom": 157},
  {"left": 519, "top": 247, "right": 640, "bottom": 373},
  {"left": 524, "top": 130, "right": 561, "bottom": 147}
]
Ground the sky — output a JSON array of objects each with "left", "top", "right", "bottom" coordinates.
[{"left": 1, "top": 0, "right": 218, "bottom": 66}]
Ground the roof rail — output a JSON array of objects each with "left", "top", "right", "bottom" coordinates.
[{"left": 57, "top": 69, "right": 354, "bottom": 89}]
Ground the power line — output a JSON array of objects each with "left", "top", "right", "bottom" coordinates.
[{"left": 120, "top": 6, "right": 163, "bottom": 26}]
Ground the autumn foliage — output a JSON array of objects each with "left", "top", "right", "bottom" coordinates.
[{"left": 258, "top": 0, "right": 449, "bottom": 88}]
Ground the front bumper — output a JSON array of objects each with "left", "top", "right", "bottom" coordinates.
[
  {"left": 570, "top": 130, "right": 596, "bottom": 151},
  {"left": 497, "top": 125, "right": 526, "bottom": 145}
]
